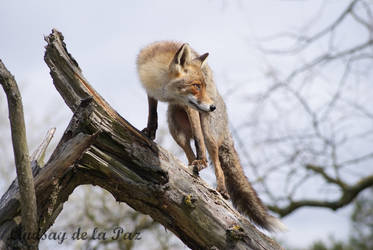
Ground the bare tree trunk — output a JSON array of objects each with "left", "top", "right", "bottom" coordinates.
[
  {"left": 0, "top": 60, "right": 38, "bottom": 249},
  {"left": 0, "top": 29, "right": 283, "bottom": 250}
]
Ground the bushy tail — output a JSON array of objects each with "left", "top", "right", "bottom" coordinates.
[{"left": 218, "top": 135, "right": 286, "bottom": 232}]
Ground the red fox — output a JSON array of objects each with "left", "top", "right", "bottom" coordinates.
[{"left": 137, "top": 41, "right": 286, "bottom": 232}]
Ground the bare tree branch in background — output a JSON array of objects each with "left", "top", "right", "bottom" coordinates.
[
  {"left": 0, "top": 71, "right": 174, "bottom": 250},
  {"left": 0, "top": 60, "right": 38, "bottom": 249},
  {"left": 0, "top": 29, "right": 282, "bottom": 250},
  {"left": 234, "top": 0, "right": 373, "bottom": 217},
  {"left": 41, "top": 127, "right": 183, "bottom": 250},
  {"left": 51, "top": 185, "right": 179, "bottom": 250}
]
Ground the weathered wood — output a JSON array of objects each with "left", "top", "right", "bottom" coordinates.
[
  {"left": 0, "top": 29, "right": 283, "bottom": 250},
  {"left": 30, "top": 128, "right": 56, "bottom": 167},
  {"left": 0, "top": 116, "right": 96, "bottom": 249}
]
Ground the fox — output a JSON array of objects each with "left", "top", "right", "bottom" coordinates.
[{"left": 136, "top": 41, "right": 286, "bottom": 232}]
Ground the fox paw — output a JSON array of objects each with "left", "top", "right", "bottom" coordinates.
[
  {"left": 190, "top": 159, "right": 207, "bottom": 175},
  {"left": 217, "top": 186, "right": 230, "bottom": 200},
  {"left": 141, "top": 127, "right": 156, "bottom": 140}
]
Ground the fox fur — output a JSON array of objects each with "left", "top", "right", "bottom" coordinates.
[{"left": 137, "top": 41, "right": 286, "bottom": 232}]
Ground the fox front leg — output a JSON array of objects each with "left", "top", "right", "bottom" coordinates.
[
  {"left": 185, "top": 107, "right": 208, "bottom": 174},
  {"left": 200, "top": 113, "right": 229, "bottom": 199},
  {"left": 142, "top": 96, "right": 158, "bottom": 140}
]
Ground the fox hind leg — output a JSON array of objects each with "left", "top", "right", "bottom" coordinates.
[
  {"left": 168, "top": 105, "right": 208, "bottom": 174},
  {"left": 142, "top": 96, "right": 158, "bottom": 140},
  {"left": 174, "top": 134, "right": 196, "bottom": 165},
  {"left": 167, "top": 105, "right": 197, "bottom": 165}
]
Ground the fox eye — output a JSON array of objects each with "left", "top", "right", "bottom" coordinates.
[{"left": 193, "top": 83, "right": 201, "bottom": 90}]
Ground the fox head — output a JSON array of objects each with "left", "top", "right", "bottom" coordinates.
[{"left": 167, "top": 43, "right": 215, "bottom": 112}]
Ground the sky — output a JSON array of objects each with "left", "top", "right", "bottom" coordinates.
[{"left": 0, "top": 0, "right": 365, "bottom": 249}]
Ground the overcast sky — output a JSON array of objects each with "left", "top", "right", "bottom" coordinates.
[{"left": 0, "top": 1, "right": 363, "bottom": 249}]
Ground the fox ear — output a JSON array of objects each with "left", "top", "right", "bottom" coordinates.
[
  {"left": 196, "top": 52, "right": 209, "bottom": 68},
  {"left": 172, "top": 43, "right": 192, "bottom": 67}
]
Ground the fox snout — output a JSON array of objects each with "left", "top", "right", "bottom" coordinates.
[
  {"left": 187, "top": 95, "right": 216, "bottom": 112},
  {"left": 201, "top": 103, "right": 216, "bottom": 112}
]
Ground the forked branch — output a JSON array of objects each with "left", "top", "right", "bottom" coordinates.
[{"left": 0, "top": 30, "right": 283, "bottom": 250}]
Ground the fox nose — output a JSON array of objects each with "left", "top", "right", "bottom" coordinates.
[{"left": 209, "top": 105, "right": 216, "bottom": 111}]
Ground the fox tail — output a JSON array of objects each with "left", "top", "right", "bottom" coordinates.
[{"left": 218, "top": 135, "right": 287, "bottom": 232}]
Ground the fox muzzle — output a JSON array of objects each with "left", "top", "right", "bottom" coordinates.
[{"left": 187, "top": 95, "right": 215, "bottom": 112}]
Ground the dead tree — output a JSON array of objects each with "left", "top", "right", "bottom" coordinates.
[{"left": 0, "top": 29, "right": 283, "bottom": 250}]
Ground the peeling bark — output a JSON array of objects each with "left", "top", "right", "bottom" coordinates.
[{"left": 0, "top": 29, "right": 283, "bottom": 250}]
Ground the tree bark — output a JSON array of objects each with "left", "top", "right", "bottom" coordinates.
[
  {"left": 0, "top": 60, "right": 38, "bottom": 249},
  {"left": 0, "top": 29, "right": 283, "bottom": 250}
]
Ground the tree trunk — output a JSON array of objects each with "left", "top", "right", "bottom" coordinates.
[
  {"left": 0, "top": 60, "right": 38, "bottom": 249},
  {"left": 0, "top": 29, "right": 283, "bottom": 250}
]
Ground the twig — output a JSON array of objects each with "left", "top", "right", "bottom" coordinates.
[
  {"left": 269, "top": 172, "right": 373, "bottom": 217},
  {"left": 30, "top": 127, "right": 56, "bottom": 166}
]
